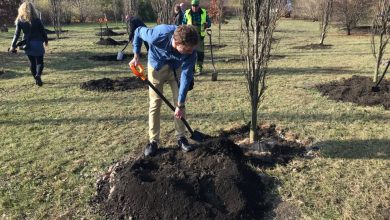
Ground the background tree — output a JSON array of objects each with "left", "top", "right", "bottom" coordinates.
[
  {"left": 319, "top": 0, "right": 333, "bottom": 45},
  {"left": 70, "top": 0, "right": 88, "bottom": 22},
  {"left": 240, "top": 0, "right": 282, "bottom": 143},
  {"left": 123, "top": 0, "right": 139, "bottom": 17},
  {"left": 50, "top": 0, "right": 63, "bottom": 39},
  {"left": 209, "top": 0, "right": 225, "bottom": 45},
  {"left": 294, "top": 0, "right": 320, "bottom": 21},
  {"left": 151, "top": 0, "right": 173, "bottom": 24},
  {"left": 333, "top": 0, "right": 374, "bottom": 35},
  {"left": 371, "top": 0, "right": 390, "bottom": 85},
  {"left": 0, "top": 0, "right": 23, "bottom": 25}
]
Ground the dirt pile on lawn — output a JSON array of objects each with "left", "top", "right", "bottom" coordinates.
[
  {"left": 96, "top": 38, "right": 127, "bottom": 46},
  {"left": 80, "top": 77, "right": 146, "bottom": 92},
  {"left": 93, "top": 123, "right": 311, "bottom": 219},
  {"left": 316, "top": 75, "right": 390, "bottom": 109},
  {"left": 292, "top": 44, "right": 332, "bottom": 50},
  {"left": 96, "top": 29, "right": 125, "bottom": 36},
  {"left": 93, "top": 138, "right": 269, "bottom": 219}
]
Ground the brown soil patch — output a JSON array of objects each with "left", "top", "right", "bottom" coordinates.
[
  {"left": 316, "top": 75, "right": 390, "bottom": 109},
  {"left": 205, "top": 44, "right": 227, "bottom": 49},
  {"left": 47, "top": 37, "right": 70, "bottom": 41},
  {"left": 44, "top": 29, "right": 68, "bottom": 34},
  {"left": 212, "top": 55, "right": 285, "bottom": 63},
  {"left": 292, "top": 44, "right": 332, "bottom": 50},
  {"left": 93, "top": 138, "right": 269, "bottom": 219},
  {"left": 80, "top": 77, "right": 146, "bottom": 92},
  {"left": 96, "top": 38, "right": 128, "bottom": 46},
  {"left": 95, "top": 29, "right": 126, "bottom": 36},
  {"left": 89, "top": 53, "right": 144, "bottom": 62},
  {"left": 92, "top": 124, "right": 311, "bottom": 219}
]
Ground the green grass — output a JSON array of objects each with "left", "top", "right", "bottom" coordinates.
[{"left": 0, "top": 19, "right": 389, "bottom": 219}]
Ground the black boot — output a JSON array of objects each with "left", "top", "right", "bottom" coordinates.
[
  {"left": 35, "top": 76, "right": 43, "bottom": 86},
  {"left": 144, "top": 141, "right": 158, "bottom": 157},
  {"left": 177, "top": 137, "right": 194, "bottom": 152}
]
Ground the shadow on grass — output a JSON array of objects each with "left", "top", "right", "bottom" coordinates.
[
  {"left": 0, "top": 70, "right": 26, "bottom": 79},
  {"left": 0, "top": 115, "right": 148, "bottom": 126},
  {"left": 317, "top": 139, "right": 390, "bottom": 160}
]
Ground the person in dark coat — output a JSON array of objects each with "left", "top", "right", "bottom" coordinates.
[
  {"left": 10, "top": 2, "right": 48, "bottom": 86},
  {"left": 173, "top": 4, "right": 184, "bottom": 26},
  {"left": 126, "top": 15, "right": 149, "bottom": 52}
]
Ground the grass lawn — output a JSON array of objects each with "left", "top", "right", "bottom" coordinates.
[{"left": 0, "top": 18, "right": 389, "bottom": 219}]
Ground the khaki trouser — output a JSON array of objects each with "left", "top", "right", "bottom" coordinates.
[{"left": 148, "top": 64, "right": 186, "bottom": 143}]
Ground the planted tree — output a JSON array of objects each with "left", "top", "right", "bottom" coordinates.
[
  {"left": 371, "top": 0, "right": 390, "bottom": 89},
  {"left": 319, "top": 0, "right": 333, "bottom": 45},
  {"left": 333, "top": 0, "right": 373, "bottom": 35},
  {"left": 240, "top": 0, "right": 282, "bottom": 143},
  {"left": 151, "top": 0, "right": 173, "bottom": 24},
  {"left": 208, "top": 0, "right": 225, "bottom": 45},
  {"left": 50, "top": 0, "right": 62, "bottom": 39}
]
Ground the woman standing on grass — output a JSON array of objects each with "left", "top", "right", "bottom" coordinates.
[{"left": 10, "top": 2, "right": 48, "bottom": 86}]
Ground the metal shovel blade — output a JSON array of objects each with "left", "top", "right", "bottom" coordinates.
[{"left": 190, "top": 130, "right": 212, "bottom": 142}]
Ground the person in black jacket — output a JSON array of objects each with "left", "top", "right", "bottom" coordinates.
[
  {"left": 173, "top": 4, "right": 184, "bottom": 26},
  {"left": 10, "top": 2, "right": 48, "bottom": 86}
]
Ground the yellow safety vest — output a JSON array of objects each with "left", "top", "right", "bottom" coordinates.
[{"left": 185, "top": 8, "right": 207, "bottom": 37}]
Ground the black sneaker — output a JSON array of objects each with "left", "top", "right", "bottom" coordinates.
[
  {"left": 144, "top": 141, "right": 158, "bottom": 157},
  {"left": 177, "top": 137, "right": 194, "bottom": 152},
  {"left": 35, "top": 76, "right": 43, "bottom": 87}
]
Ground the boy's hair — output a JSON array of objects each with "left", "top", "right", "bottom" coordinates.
[{"left": 173, "top": 25, "right": 199, "bottom": 47}]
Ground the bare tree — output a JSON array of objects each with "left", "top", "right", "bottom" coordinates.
[
  {"left": 70, "top": 0, "right": 88, "bottom": 22},
  {"left": 334, "top": 0, "right": 373, "bottom": 35},
  {"left": 50, "top": 0, "right": 62, "bottom": 39},
  {"left": 294, "top": 0, "right": 320, "bottom": 21},
  {"left": 240, "top": 0, "right": 282, "bottom": 143},
  {"left": 151, "top": 0, "right": 173, "bottom": 24},
  {"left": 319, "top": 0, "right": 333, "bottom": 45},
  {"left": 371, "top": 0, "right": 390, "bottom": 86}
]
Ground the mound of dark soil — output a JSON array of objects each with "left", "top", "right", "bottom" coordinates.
[
  {"left": 89, "top": 53, "right": 143, "bottom": 62},
  {"left": 93, "top": 138, "right": 269, "bottom": 219},
  {"left": 205, "top": 44, "right": 227, "bottom": 49},
  {"left": 316, "top": 75, "right": 390, "bottom": 109},
  {"left": 292, "top": 44, "right": 332, "bottom": 50},
  {"left": 96, "top": 29, "right": 126, "bottom": 36},
  {"left": 96, "top": 38, "right": 128, "bottom": 46},
  {"left": 47, "top": 37, "right": 70, "bottom": 41},
  {"left": 45, "top": 29, "right": 68, "bottom": 34},
  {"left": 219, "top": 123, "right": 309, "bottom": 168},
  {"left": 80, "top": 77, "right": 146, "bottom": 92}
]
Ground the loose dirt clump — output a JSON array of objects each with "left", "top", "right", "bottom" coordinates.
[
  {"left": 96, "top": 38, "right": 128, "bottom": 46},
  {"left": 292, "top": 44, "right": 332, "bottom": 50},
  {"left": 80, "top": 77, "right": 146, "bottom": 92},
  {"left": 93, "top": 138, "right": 269, "bottom": 219},
  {"left": 316, "top": 75, "right": 390, "bottom": 109}
]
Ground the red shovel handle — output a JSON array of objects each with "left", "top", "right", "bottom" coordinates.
[{"left": 130, "top": 63, "right": 147, "bottom": 80}]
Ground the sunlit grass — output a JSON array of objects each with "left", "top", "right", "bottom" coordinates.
[{"left": 0, "top": 18, "right": 389, "bottom": 218}]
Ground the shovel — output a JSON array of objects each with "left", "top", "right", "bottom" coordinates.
[
  {"left": 130, "top": 63, "right": 211, "bottom": 142},
  {"left": 117, "top": 41, "right": 130, "bottom": 61},
  {"left": 206, "top": 29, "right": 218, "bottom": 81}
]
